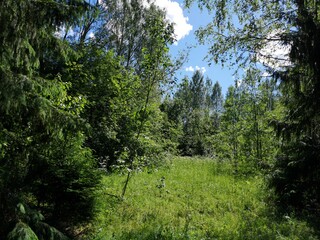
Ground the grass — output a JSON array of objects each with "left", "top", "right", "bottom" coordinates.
[{"left": 82, "top": 157, "right": 318, "bottom": 240}]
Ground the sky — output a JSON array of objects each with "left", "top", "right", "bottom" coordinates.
[
  {"left": 151, "top": 0, "right": 291, "bottom": 96},
  {"left": 151, "top": 0, "right": 236, "bottom": 96}
]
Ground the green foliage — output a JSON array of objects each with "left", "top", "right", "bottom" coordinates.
[
  {"left": 163, "top": 71, "right": 224, "bottom": 156},
  {"left": 271, "top": 137, "right": 320, "bottom": 211},
  {"left": 95, "top": 0, "right": 175, "bottom": 73},
  {"left": 6, "top": 0, "right": 317, "bottom": 238},
  {"left": 64, "top": 46, "right": 140, "bottom": 168},
  {"left": 184, "top": 0, "right": 294, "bottom": 68},
  {"left": 6, "top": 203, "right": 71, "bottom": 240},
  {"left": 269, "top": 1, "right": 320, "bottom": 213},
  {"left": 218, "top": 71, "right": 279, "bottom": 175},
  {"left": 60, "top": 0, "right": 177, "bottom": 200},
  {"left": 7, "top": 222, "right": 39, "bottom": 240},
  {"left": 34, "top": 222, "right": 71, "bottom": 240},
  {"left": 0, "top": 0, "right": 101, "bottom": 238},
  {"left": 62, "top": 0, "right": 176, "bottom": 173}
]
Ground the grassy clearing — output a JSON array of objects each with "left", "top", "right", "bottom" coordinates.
[{"left": 82, "top": 157, "right": 318, "bottom": 240}]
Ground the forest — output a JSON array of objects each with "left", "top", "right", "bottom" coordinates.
[{"left": 0, "top": 0, "right": 319, "bottom": 239}]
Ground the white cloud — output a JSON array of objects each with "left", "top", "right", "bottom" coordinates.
[
  {"left": 257, "top": 30, "right": 291, "bottom": 69},
  {"left": 236, "top": 79, "right": 243, "bottom": 87},
  {"left": 99, "top": 0, "right": 192, "bottom": 43},
  {"left": 147, "top": 0, "right": 193, "bottom": 42},
  {"left": 195, "top": 66, "right": 206, "bottom": 74},
  {"left": 54, "top": 26, "right": 66, "bottom": 38},
  {"left": 261, "top": 71, "right": 271, "bottom": 78},
  {"left": 54, "top": 26, "right": 75, "bottom": 39},
  {"left": 185, "top": 66, "right": 206, "bottom": 74},
  {"left": 88, "top": 32, "right": 95, "bottom": 39},
  {"left": 185, "top": 66, "right": 195, "bottom": 72}
]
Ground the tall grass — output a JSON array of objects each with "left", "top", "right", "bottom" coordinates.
[{"left": 82, "top": 157, "right": 318, "bottom": 240}]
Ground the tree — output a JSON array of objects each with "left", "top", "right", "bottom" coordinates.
[
  {"left": 186, "top": 0, "right": 320, "bottom": 212},
  {"left": 0, "top": 1, "right": 100, "bottom": 238},
  {"left": 219, "top": 85, "right": 242, "bottom": 169},
  {"left": 218, "top": 72, "right": 278, "bottom": 175},
  {"left": 210, "top": 81, "right": 224, "bottom": 130},
  {"left": 184, "top": 0, "right": 293, "bottom": 69},
  {"left": 159, "top": 96, "right": 183, "bottom": 153},
  {"left": 50, "top": 0, "right": 176, "bottom": 200},
  {"left": 62, "top": 0, "right": 176, "bottom": 170},
  {"left": 270, "top": 1, "right": 320, "bottom": 211},
  {"left": 175, "top": 71, "right": 206, "bottom": 155},
  {"left": 167, "top": 71, "right": 224, "bottom": 156},
  {"left": 88, "top": 0, "right": 175, "bottom": 73},
  {"left": 120, "top": 10, "right": 175, "bottom": 197}
]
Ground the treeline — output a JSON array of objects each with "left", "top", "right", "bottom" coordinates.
[{"left": 161, "top": 69, "right": 279, "bottom": 174}]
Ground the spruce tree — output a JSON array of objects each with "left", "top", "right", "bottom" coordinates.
[
  {"left": 270, "top": 0, "right": 320, "bottom": 211},
  {"left": 0, "top": 1, "right": 100, "bottom": 238}
]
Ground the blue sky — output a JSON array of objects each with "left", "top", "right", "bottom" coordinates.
[
  {"left": 153, "top": 0, "right": 237, "bottom": 96},
  {"left": 155, "top": 0, "right": 291, "bottom": 96}
]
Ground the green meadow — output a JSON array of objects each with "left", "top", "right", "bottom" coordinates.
[{"left": 83, "top": 157, "right": 318, "bottom": 240}]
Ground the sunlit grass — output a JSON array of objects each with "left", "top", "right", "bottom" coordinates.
[{"left": 83, "top": 157, "right": 318, "bottom": 240}]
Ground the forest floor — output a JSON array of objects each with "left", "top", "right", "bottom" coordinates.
[{"left": 82, "top": 157, "right": 318, "bottom": 240}]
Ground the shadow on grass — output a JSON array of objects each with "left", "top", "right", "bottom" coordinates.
[
  {"left": 235, "top": 209, "right": 319, "bottom": 240},
  {"left": 110, "top": 226, "right": 186, "bottom": 240},
  {"left": 93, "top": 204, "right": 319, "bottom": 240}
]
